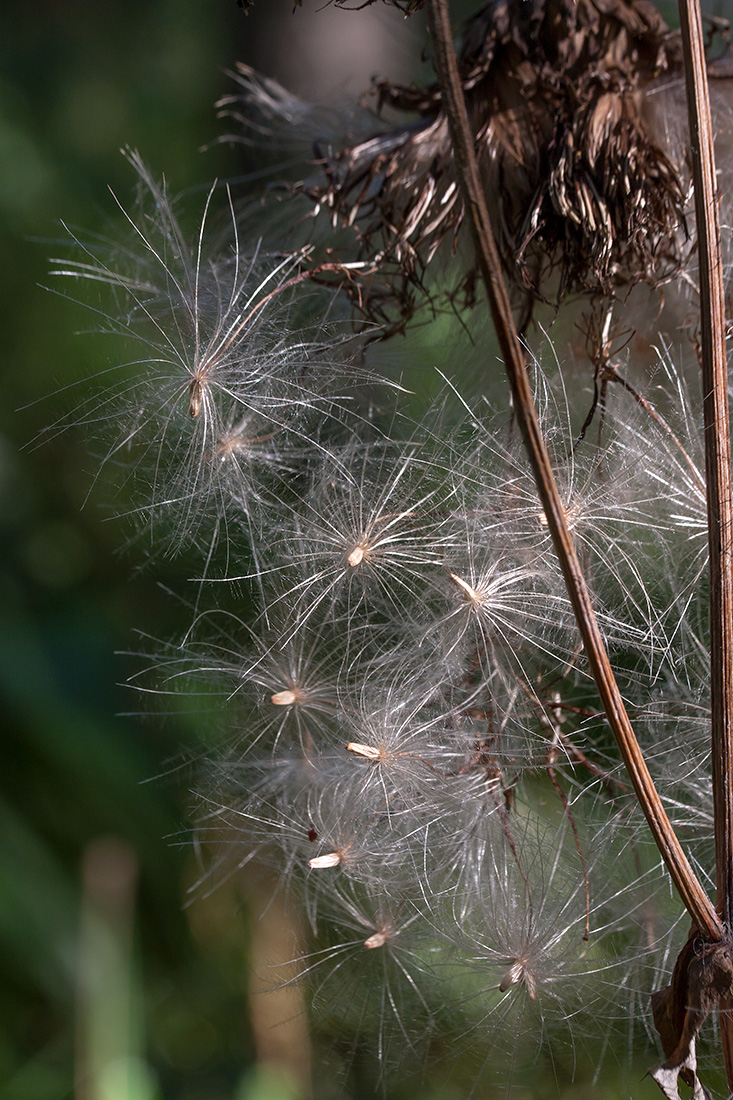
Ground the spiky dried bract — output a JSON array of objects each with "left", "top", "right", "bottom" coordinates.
[{"left": 295, "top": 0, "right": 687, "bottom": 321}]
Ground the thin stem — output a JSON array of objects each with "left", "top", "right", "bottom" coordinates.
[
  {"left": 677, "top": 0, "right": 733, "bottom": 931},
  {"left": 427, "top": 0, "right": 723, "bottom": 942},
  {"left": 677, "top": 0, "right": 733, "bottom": 1081}
]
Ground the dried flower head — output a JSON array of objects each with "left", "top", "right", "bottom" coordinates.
[{"left": 296, "top": 0, "right": 688, "bottom": 323}]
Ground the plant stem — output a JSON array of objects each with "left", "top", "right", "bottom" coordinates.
[
  {"left": 427, "top": 0, "right": 723, "bottom": 942},
  {"left": 677, "top": 0, "right": 733, "bottom": 932},
  {"left": 677, "top": 0, "right": 733, "bottom": 1080}
]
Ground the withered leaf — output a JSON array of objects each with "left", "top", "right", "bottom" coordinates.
[
  {"left": 650, "top": 1047, "right": 711, "bottom": 1100},
  {"left": 650, "top": 934, "right": 733, "bottom": 1099}
]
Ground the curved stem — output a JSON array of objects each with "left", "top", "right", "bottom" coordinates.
[
  {"left": 427, "top": 0, "right": 722, "bottom": 942},
  {"left": 677, "top": 0, "right": 733, "bottom": 1081}
]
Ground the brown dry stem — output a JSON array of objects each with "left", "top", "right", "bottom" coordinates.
[
  {"left": 677, "top": 0, "right": 733, "bottom": 1085},
  {"left": 427, "top": 0, "right": 722, "bottom": 941},
  {"left": 677, "top": 0, "right": 733, "bottom": 935}
]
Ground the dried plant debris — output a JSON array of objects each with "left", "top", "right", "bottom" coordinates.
[
  {"left": 294, "top": 0, "right": 426, "bottom": 9},
  {"left": 650, "top": 934, "right": 733, "bottom": 1099},
  {"left": 237, "top": 0, "right": 426, "bottom": 10},
  {"left": 300, "top": 0, "right": 690, "bottom": 316}
]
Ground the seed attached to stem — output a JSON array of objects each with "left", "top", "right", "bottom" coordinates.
[
  {"left": 309, "top": 852, "right": 342, "bottom": 869},
  {"left": 271, "top": 688, "right": 298, "bottom": 706},
  {"left": 347, "top": 545, "right": 367, "bottom": 567},
  {"left": 346, "top": 742, "right": 381, "bottom": 759},
  {"left": 364, "top": 931, "right": 387, "bottom": 949},
  {"left": 449, "top": 572, "right": 480, "bottom": 602}
]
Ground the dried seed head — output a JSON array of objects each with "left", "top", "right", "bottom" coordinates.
[{"left": 296, "top": 0, "right": 687, "bottom": 323}]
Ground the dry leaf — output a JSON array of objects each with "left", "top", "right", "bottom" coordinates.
[{"left": 650, "top": 934, "right": 733, "bottom": 1099}]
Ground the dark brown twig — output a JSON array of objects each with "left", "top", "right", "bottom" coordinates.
[{"left": 427, "top": 0, "right": 723, "bottom": 942}]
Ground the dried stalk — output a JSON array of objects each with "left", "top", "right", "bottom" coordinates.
[
  {"left": 678, "top": 0, "right": 733, "bottom": 932},
  {"left": 677, "top": 0, "right": 733, "bottom": 1083},
  {"left": 427, "top": 0, "right": 723, "bottom": 942}
]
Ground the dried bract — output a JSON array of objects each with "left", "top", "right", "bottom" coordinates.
[{"left": 651, "top": 934, "right": 733, "bottom": 1099}]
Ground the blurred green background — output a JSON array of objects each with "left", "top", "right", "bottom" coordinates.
[
  {"left": 0, "top": 5, "right": 439, "bottom": 1099},
  {"left": 2, "top": 2, "right": 729, "bottom": 1099}
]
